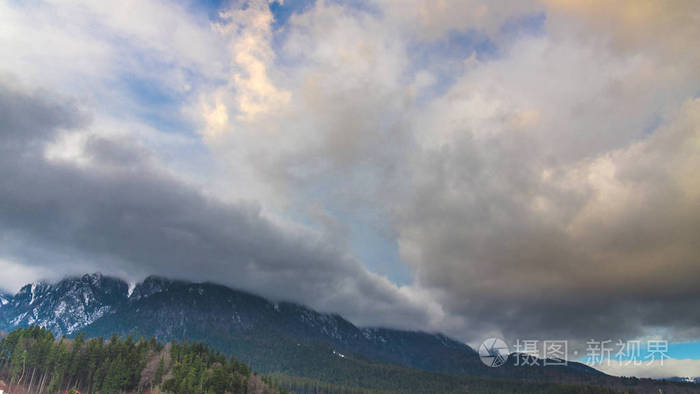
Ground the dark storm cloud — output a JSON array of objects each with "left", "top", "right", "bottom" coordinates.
[
  {"left": 0, "top": 78, "right": 435, "bottom": 329},
  {"left": 0, "top": 82, "right": 85, "bottom": 147},
  {"left": 395, "top": 98, "right": 700, "bottom": 344}
]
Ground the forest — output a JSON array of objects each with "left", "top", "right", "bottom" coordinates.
[
  {"left": 0, "top": 326, "right": 681, "bottom": 394},
  {"left": 0, "top": 326, "right": 285, "bottom": 393}
]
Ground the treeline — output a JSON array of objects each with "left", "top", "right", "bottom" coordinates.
[
  {"left": 0, "top": 326, "right": 286, "bottom": 393},
  {"left": 0, "top": 327, "right": 678, "bottom": 394}
]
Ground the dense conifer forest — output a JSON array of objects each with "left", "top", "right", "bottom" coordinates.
[{"left": 0, "top": 327, "right": 285, "bottom": 394}]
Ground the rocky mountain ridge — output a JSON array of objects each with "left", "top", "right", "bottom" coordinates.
[
  {"left": 0, "top": 273, "right": 614, "bottom": 386},
  {"left": 0, "top": 274, "right": 480, "bottom": 374}
]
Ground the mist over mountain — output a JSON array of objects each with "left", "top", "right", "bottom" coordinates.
[
  {"left": 0, "top": 273, "right": 480, "bottom": 374},
  {"left": 2, "top": 274, "right": 699, "bottom": 393}
]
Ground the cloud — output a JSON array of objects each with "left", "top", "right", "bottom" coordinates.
[
  {"left": 373, "top": 0, "right": 542, "bottom": 41},
  {"left": 0, "top": 77, "right": 444, "bottom": 330},
  {"left": 0, "top": 0, "right": 699, "bottom": 356},
  {"left": 195, "top": 0, "right": 700, "bottom": 346},
  {"left": 201, "top": 94, "right": 230, "bottom": 139},
  {"left": 0, "top": 0, "right": 227, "bottom": 94},
  {"left": 216, "top": 0, "right": 291, "bottom": 123},
  {"left": 381, "top": 2, "right": 700, "bottom": 345},
  {"left": 0, "top": 258, "right": 57, "bottom": 294},
  {"left": 192, "top": 0, "right": 700, "bottom": 346},
  {"left": 208, "top": 1, "right": 700, "bottom": 347},
  {"left": 398, "top": 95, "right": 700, "bottom": 343},
  {"left": 542, "top": 0, "right": 700, "bottom": 56}
]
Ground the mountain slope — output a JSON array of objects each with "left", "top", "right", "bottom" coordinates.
[
  {"left": 0, "top": 275, "right": 484, "bottom": 375},
  {"left": 83, "top": 276, "right": 485, "bottom": 376},
  {"left": 0, "top": 274, "right": 626, "bottom": 389},
  {"left": 0, "top": 273, "right": 128, "bottom": 336},
  {"left": 0, "top": 326, "right": 283, "bottom": 394},
  {"left": 0, "top": 291, "right": 11, "bottom": 308},
  {"left": 2, "top": 274, "right": 699, "bottom": 393},
  {"left": 4, "top": 326, "right": 647, "bottom": 394}
]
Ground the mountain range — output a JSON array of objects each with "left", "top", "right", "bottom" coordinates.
[
  {"left": 0, "top": 274, "right": 481, "bottom": 373},
  {"left": 1, "top": 274, "right": 697, "bottom": 393}
]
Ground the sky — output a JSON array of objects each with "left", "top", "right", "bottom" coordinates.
[{"left": 1, "top": 0, "right": 699, "bottom": 379}]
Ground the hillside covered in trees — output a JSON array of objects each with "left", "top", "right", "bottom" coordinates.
[
  {"left": 0, "top": 326, "right": 285, "bottom": 394},
  {"left": 1, "top": 327, "right": 698, "bottom": 394}
]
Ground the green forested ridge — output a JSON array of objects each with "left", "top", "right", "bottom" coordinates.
[
  {"left": 0, "top": 326, "right": 285, "bottom": 393},
  {"left": 0, "top": 327, "right": 696, "bottom": 394}
]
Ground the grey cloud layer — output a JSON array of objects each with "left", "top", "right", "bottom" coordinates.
[
  {"left": 398, "top": 99, "right": 700, "bottom": 342},
  {"left": 0, "top": 79, "right": 438, "bottom": 330}
]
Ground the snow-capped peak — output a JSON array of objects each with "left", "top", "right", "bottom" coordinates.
[
  {"left": 0, "top": 293, "right": 10, "bottom": 306},
  {"left": 1, "top": 274, "right": 129, "bottom": 336}
]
